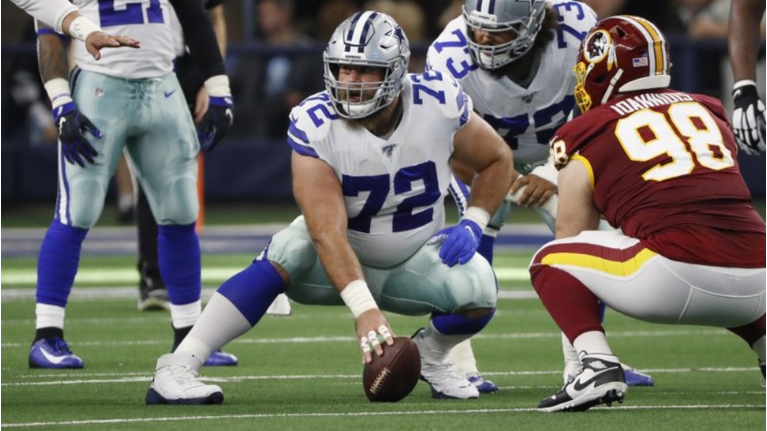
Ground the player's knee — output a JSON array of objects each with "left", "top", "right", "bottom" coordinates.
[
  {"left": 67, "top": 179, "right": 106, "bottom": 228},
  {"left": 157, "top": 177, "right": 198, "bottom": 225},
  {"left": 445, "top": 260, "right": 497, "bottom": 310},
  {"left": 265, "top": 230, "right": 317, "bottom": 280}
]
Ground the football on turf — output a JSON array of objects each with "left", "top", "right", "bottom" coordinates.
[{"left": 362, "top": 336, "right": 421, "bottom": 402}]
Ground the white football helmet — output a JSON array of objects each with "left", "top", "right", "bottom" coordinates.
[
  {"left": 323, "top": 11, "right": 410, "bottom": 119},
  {"left": 463, "top": 0, "right": 546, "bottom": 70}
]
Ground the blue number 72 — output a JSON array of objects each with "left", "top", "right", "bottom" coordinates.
[
  {"left": 342, "top": 162, "right": 441, "bottom": 233},
  {"left": 98, "top": 0, "right": 164, "bottom": 27}
]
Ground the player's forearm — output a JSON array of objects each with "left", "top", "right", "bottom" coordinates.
[
  {"left": 467, "top": 154, "right": 515, "bottom": 216},
  {"left": 209, "top": 5, "right": 227, "bottom": 57},
  {"left": 311, "top": 230, "right": 365, "bottom": 291},
  {"left": 11, "top": 0, "right": 76, "bottom": 33},
  {"left": 728, "top": 0, "right": 765, "bottom": 82},
  {"left": 36, "top": 22, "right": 70, "bottom": 82},
  {"left": 169, "top": 0, "right": 226, "bottom": 79}
]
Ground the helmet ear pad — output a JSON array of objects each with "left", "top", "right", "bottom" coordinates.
[{"left": 322, "top": 11, "right": 411, "bottom": 119}]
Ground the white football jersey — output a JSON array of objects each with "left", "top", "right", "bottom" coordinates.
[
  {"left": 72, "top": 0, "right": 176, "bottom": 78},
  {"left": 288, "top": 72, "right": 473, "bottom": 268},
  {"left": 426, "top": 0, "right": 597, "bottom": 165}
]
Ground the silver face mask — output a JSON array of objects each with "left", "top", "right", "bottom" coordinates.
[
  {"left": 323, "top": 11, "right": 410, "bottom": 119},
  {"left": 462, "top": 0, "right": 546, "bottom": 70}
]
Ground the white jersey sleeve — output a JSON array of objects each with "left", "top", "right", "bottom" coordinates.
[
  {"left": 11, "top": 0, "right": 78, "bottom": 33},
  {"left": 286, "top": 74, "right": 471, "bottom": 268},
  {"left": 71, "top": 0, "right": 176, "bottom": 78},
  {"left": 427, "top": 1, "right": 597, "bottom": 166}
]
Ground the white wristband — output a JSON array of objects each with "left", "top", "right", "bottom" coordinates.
[
  {"left": 462, "top": 206, "right": 490, "bottom": 232},
  {"left": 69, "top": 16, "right": 102, "bottom": 43},
  {"left": 44, "top": 78, "right": 72, "bottom": 109},
  {"left": 204, "top": 75, "right": 231, "bottom": 97},
  {"left": 339, "top": 280, "right": 378, "bottom": 319},
  {"left": 734, "top": 80, "right": 757, "bottom": 90}
]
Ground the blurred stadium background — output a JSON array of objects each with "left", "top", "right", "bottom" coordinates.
[
  {"left": 1, "top": 2, "right": 765, "bottom": 429},
  {"left": 1, "top": 0, "right": 765, "bottom": 217}
]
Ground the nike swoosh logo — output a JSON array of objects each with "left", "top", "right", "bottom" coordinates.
[
  {"left": 40, "top": 347, "right": 67, "bottom": 365},
  {"left": 463, "top": 225, "right": 476, "bottom": 241},
  {"left": 572, "top": 367, "right": 619, "bottom": 391},
  {"left": 164, "top": 89, "right": 177, "bottom": 98}
]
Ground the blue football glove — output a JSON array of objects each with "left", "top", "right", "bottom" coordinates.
[
  {"left": 53, "top": 101, "right": 101, "bottom": 167},
  {"left": 432, "top": 219, "right": 482, "bottom": 267},
  {"left": 197, "top": 95, "right": 233, "bottom": 152}
]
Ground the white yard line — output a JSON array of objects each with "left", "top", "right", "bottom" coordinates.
[
  {"left": 2, "top": 405, "right": 764, "bottom": 428},
  {"left": 0, "top": 329, "right": 730, "bottom": 349},
  {"left": 5, "top": 367, "right": 760, "bottom": 387}
]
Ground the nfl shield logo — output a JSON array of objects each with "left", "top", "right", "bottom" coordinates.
[{"left": 95, "top": 88, "right": 105, "bottom": 98}]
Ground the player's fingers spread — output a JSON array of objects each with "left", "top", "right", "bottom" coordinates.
[
  {"left": 517, "top": 187, "right": 533, "bottom": 207},
  {"left": 360, "top": 336, "right": 372, "bottom": 363},
  {"left": 378, "top": 325, "right": 394, "bottom": 345},
  {"left": 87, "top": 45, "right": 100, "bottom": 61},
  {"left": 537, "top": 189, "right": 554, "bottom": 207},
  {"left": 509, "top": 175, "right": 529, "bottom": 194}
]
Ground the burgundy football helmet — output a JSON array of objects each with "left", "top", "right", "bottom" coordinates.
[{"left": 573, "top": 15, "right": 671, "bottom": 113}]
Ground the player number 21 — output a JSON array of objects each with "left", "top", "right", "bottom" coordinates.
[{"left": 615, "top": 102, "right": 734, "bottom": 182}]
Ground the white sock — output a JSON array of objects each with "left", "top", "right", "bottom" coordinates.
[
  {"left": 170, "top": 300, "right": 201, "bottom": 329},
  {"left": 573, "top": 331, "right": 613, "bottom": 356},
  {"left": 561, "top": 332, "right": 580, "bottom": 365},
  {"left": 36, "top": 303, "right": 65, "bottom": 329},
  {"left": 449, "top": 339, "right": 479, "bottom": 375},
  {"left": 118, "top": 194, "right": 133, "bottom": 212},
  {"left": 752, "top": 335, "right": 766, "bottom": 364},
  {"left": 420, "top": 322, "right": 472, "bottom": 363},
  {"left": 175, "top": 293, "right": 252, "bottom": 361}
]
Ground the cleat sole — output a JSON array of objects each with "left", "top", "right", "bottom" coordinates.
[{"left": 145, "top": 388, "right": 224, "bottom": 405}]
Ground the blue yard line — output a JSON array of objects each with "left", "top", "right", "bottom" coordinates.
[{"left": 1, "top": 225, "right": 554, "bottom": 258}]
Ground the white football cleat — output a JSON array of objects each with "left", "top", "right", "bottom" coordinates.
[
  {"left": 146, "top": 353, "right": 224, "bottom": 405},
  {"left": 412, "top": 329, "right": 479, "bottom": 400},
  {"left": 266, "top": 293, "right": 292, "bottom": 316},
  {"left": 539, "top": 353, "right": 627, "bottom": 412}
]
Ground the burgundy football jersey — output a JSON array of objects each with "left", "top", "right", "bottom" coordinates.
[{"left": 552, "top": 89, "right": 765, "bottom": 267}]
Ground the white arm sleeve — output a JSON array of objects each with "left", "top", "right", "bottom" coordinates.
[{"left": 10, "top": 0, "right": 78, "bottom": 33}]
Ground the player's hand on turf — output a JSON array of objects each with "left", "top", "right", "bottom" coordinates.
[
  {"left": 732, "top": 82, "right": 766, "bottom": 155},
  {"left": 53, "top": 101, "right": 101, "bottom": 167},
  {"left": 85, "top": 32, "right": 140, "bottom": 61},
  {"left": 197, "top": 95, "right": 233, "bottom": 152},
  {"left": 356, "top": 309, "right": 395, "bottom": 364},
  {"left": 509, "top": 174, "right": 557, "bottom": 207},
  {"left": 431, "top": 219, "right": 482, "bottom": 267}
]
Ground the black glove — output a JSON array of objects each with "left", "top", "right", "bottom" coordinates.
[
  {"left": 197, "top": 95, "right": 233, "bottom": 152},
  {"left": 732, "top": 81, "right": 766, "bottom": 155},
  {"left": 53, "top": 101, "right": 101, "bottom": 167}
]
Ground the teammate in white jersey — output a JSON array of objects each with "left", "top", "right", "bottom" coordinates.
[
  {"left": 145, "top": 11, "right": 516, "bottom": 405},
  {"left": 29, "top": 0, "right": 235, "bottom": 369},
  {"left": 12, "top": 0, "right": 139, "bottom": 59},
  {"left": 427, "top": 0, "right": 654, "bottom": 388}
]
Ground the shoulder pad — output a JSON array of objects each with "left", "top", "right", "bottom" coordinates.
[
  {"left": 287, "top": 92, "right": 338, "bottom": 158},
  {"left": 408, "top": 72, "right": 473, "bottom": 128},
  {"left": 425, "top": 17, "right": 478, "bottom": 81},
  {"left": 550, "top": 0, "right": 599, "bottom": 44}
]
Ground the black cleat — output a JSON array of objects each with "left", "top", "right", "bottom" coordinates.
[{"left": 538, "top": 353, "right": 627, "bottom": 412}]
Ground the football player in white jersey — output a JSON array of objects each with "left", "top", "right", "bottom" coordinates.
[
  {"left": 145, "top": 11, "right": 517, "bottom": 405},
  {"left": 427, "top": 0, "right": 654, "bottom": 389},
  {"left": 12, "top": 0, "right": 139, "bottom": 59},
  {"left": 29, "top": 0, "right": 235, "bottom": 369}
]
